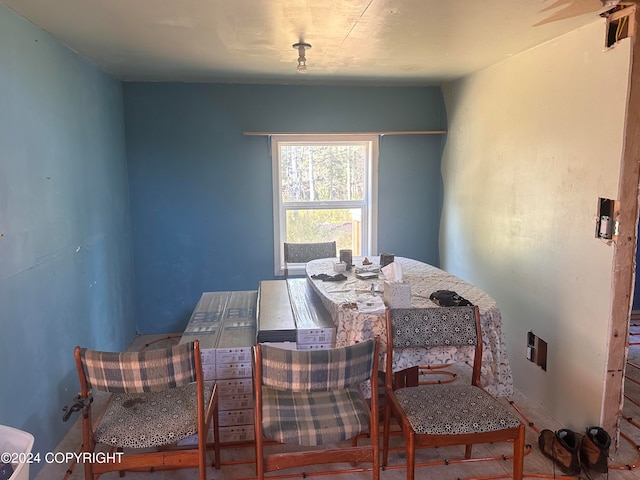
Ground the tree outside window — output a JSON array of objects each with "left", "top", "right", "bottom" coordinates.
[{"left": 272, "top": 135, "right": 378, "bottom": 276}]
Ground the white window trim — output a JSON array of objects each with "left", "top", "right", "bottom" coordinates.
[{"left": 272, "top": 134, "right": 378, "bottom": 276}]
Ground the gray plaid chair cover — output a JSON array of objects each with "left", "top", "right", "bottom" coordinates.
[
  {"left": 283, "top": 241, "right": 336, "bottom": 264},
  {"left": 258, "top": 338, "right": 375, "bottom": 446},
  {"left": 79, "top": 342, "right": 215, "bottom": 449},
  {"left": 389, "top": 307, "right": 521, "bottom": 435}
]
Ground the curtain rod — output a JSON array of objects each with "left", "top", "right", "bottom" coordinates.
[{"left": 243, "top": 131, "right": 447, "bottom": 136}]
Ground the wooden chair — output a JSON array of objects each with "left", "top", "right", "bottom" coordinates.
[
  {"left": 283, "top": 240, "right": 336, "bottom": 278},
  {"left": 383, "top": 306, "right": 525, "bottom": 480},
  {"left": 71, "top": 340, "right": 220, "bottom": 480},
  {"left": 253, "top": 338, "right": 380, "bottom": 480}
]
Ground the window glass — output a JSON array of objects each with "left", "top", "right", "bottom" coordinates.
[
  {"left": 272, "top": 135, "right": 378, "bottom": 276},
  {"left": 279, "top": 144, "right": 366, "bottom": 202}
]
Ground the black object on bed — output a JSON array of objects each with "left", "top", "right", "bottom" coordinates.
[{"left": 429, "top": 290, "right": 473, "bottom": 307}]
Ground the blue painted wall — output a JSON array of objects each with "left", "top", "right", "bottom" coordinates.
[
  {"left": 378, "top": 134, "right": 445, "bottom": 260},
  {"left": 123, "top": 83, "right": 447, "bottom": 333},
  {"left": 0, "top": 5, "right": 136, "bottom": 474},
  {"left": 0, "top": 2, "right": 448, "bottom": 463}
]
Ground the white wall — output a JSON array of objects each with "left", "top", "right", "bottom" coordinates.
[{"left": 440, "top": 19, "right": 631, "bottom": 428}]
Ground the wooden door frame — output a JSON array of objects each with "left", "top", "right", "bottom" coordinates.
[{"left": 603, "top": 2, "right": 640, "bottom": 442}]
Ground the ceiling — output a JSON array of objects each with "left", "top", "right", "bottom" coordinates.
[{"left": 1, "top": 0, "right": 622, "bottom": 85}]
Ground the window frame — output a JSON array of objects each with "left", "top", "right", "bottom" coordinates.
[{"left": 271, "top": 134, "right": 378, "bottom": 276}]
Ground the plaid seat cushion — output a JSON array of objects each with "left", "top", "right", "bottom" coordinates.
[
  {"left": 260, "top": 339, "right": 375, "bottom": 392},
  {"left": 261, "top": 384, "right": 370, "bottom": 446},
  {"left": 80, "top": 342, "right": 197, "bottom": 393},
  {"left": 395, "top": 384, "right": 521, "bottom": 435},
  {"left": 95, "top": 381, "right": 214, "bottom": 449}
]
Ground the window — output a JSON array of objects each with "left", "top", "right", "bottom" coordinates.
[{"left": 272, "top": 135, "right": 378, "bottom": 276}]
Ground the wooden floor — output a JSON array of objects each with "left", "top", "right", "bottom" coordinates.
[{"left": 38, "top": 332, "right": 640, "bottom": 480}]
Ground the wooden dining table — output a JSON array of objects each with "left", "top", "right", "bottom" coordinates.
[{"left": 305, "top": 256, "right": 514, "bottom": 397}]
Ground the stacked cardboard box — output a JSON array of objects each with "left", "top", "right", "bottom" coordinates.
[
  {"left": 178, "top": 290, "right": 257, "bottom": 445},
  {"left": 287, "top": 279, "right": 335, "bottom": 349},
  {"left": 256, "top": 279, "right": 336, "bottom": 350},
  {"left": 215, "top": 291, "right": 256, "bottom": 444},
  {"left": 178, "top": 281, "right": 335, "bottom": 446},
  {"left": 256, "top": 280, "right": 297, "bottom": 344},
  {"left": 180, "top": 291, "right": 228, "bottom": 380}
]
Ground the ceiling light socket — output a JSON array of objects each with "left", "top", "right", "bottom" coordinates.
[
  {"left": 293, "top": 42, "right": 311, "bottom": 73},
  {"left": 292, "top": 42, "right": 312, "bottom": 51}
]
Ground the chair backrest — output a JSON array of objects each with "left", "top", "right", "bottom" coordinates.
[
  {"left": 257, "top": 338, "right": 376, "bottom": 392},
  {"left": 386, "top": 306, "right": 482, "bottom": 385},
  {"left": 76, "top": 341, "right": 198, "bottom": 394},
  {"left": 283, "top": 241, "right": 337, "bottom": 264}
]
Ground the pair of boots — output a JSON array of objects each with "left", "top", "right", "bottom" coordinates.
[{"left": 538, "top": 426, "right": 611, "bottom": 475}]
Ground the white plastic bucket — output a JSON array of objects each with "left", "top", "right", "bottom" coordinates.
[{"left": 0, "top": 425, "right": 35, "bottom": 480}]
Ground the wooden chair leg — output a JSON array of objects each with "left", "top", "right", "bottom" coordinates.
[
  {"left": 118, "top": 447, "right": 125, "bottom": 477},
  {"left": 382, "top": 402, "right": 391, "bottom": 466},
  {"left": 373, "top": 430, "right": 380, "bottom": 480},
  {"left": 255, "top": 436, "right": 264, "bottom": 480},
  {"left": 81, "top": 413, "right": 95, "bottom": 480},
  {"left": 513, "top": 424, "right": 526, "bottom": 480},
  {"left": 465, "top": 443, "right": 472, "bottom": 458},
  {"left": 212, "top": 399, "right": 221, "bottom": 469},
  {"left": 407, "top": 432, "right": 415, "bottom": 480}
]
